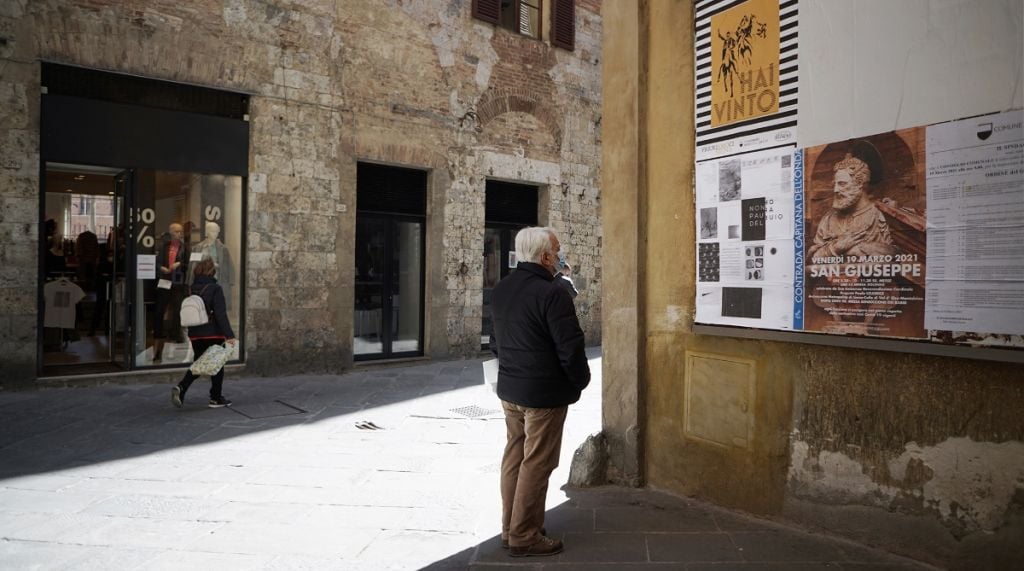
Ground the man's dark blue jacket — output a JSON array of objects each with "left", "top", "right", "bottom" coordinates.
[{"left": 488, "top": 262, "right": 591, "bottom": 407}]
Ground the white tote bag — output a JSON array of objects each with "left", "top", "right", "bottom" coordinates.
[{"left": 482, "top": 358, "right": 499, "bottom": 394}]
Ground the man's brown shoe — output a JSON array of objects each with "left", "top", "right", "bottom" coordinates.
[
  {"left": 509, "top": 536, "right": 563, "bottom": 557},
  {"left": 501, "top": 527, "right": 546, "bottom": 549}
]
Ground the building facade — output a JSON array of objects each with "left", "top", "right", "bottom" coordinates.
[{"left": 0, "top": 0, "right": 603, "bottom": 386}]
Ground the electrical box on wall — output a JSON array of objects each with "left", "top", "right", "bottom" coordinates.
[{"left": 683, "top": 351, "right": 757, "bottom": 450}]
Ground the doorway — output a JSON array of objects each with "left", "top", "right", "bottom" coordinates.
[
  {"left": 41, "top": 164, "right": 129, "bottom": 375},
  {"left": 354, "top": 163, "right": 427, "bottom": 360},
  {"left": 481, "top": 180, "right": 539, "bottom": 347}
]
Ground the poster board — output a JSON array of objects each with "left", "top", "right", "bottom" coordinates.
[
  {"left": 692, "top": 0, "right": 1024, "bottom": 359},
  {"left": 693, "top": 110, "right": 1024, "bottom": 357}
]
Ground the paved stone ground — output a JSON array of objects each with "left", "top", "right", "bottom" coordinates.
[{"left": 0, "top": 349, "right": 935, "bottom": 570}]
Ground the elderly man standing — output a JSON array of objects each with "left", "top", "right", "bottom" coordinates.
[{"left": 488, "top": 226, "right": 591, "bottom": 557}]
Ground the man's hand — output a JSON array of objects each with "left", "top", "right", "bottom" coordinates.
[{"left": 225, "top": 338, "right": 238, "bottom": 346}]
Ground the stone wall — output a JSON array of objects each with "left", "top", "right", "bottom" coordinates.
[{"left": 0, "top": 0, "right": 603, "bottom": 383}]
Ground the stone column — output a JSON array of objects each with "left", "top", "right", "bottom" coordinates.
[{"left": 600, "top": 0, "right": 644, "bottom": 486}]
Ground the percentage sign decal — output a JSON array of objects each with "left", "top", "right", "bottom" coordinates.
[{"left": 137, "top": 208, "right": 156, "bottom": 248}]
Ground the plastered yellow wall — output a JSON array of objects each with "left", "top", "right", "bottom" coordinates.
[{"left": 602, "top": 1, "right": 1024, "bottom": 566}]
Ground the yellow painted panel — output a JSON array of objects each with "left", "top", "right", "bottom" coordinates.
[{"left": 684, "top": 351, "right": 756, "bottom": 449}]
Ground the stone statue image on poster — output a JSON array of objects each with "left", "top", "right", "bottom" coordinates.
[
  {"left": 803, "top": 130, "right": 927, "bottom": 338},
  {"left": 188, "top": 221, "right": 235, "bottom": 307}
]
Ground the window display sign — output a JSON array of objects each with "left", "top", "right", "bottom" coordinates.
[
  {"left": 137, "top": 254, "right": 156, "bottom": 280},
  {"left": 694, "top": 110, "right": 1024, "bottom": 352}
]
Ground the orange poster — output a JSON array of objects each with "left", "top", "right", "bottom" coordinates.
[
  {"left": 709, "top": 0, "right": 781, "bottom": 128},
  {"left": 802, "top": 128, "right": 928, "bottom": 338}
]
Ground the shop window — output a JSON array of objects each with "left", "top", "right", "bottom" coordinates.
[{"left": 39, "top": 64, "right": 249, "bottom": 377}]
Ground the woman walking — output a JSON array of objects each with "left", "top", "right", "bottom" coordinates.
[{"left": 172, "top": 257, "right": 236, "bottom": 408}]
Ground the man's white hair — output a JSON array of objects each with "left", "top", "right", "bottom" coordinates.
[{"left": 515, "top": 226, "right": 556, "bottom": 264}]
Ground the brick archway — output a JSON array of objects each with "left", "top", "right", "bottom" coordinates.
[{"left": 475, "top": 89, "right": 563, "bottom": 148}]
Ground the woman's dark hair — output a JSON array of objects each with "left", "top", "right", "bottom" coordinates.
[{"left": 193, "top": 258, "right": 216, "bottom": 278}]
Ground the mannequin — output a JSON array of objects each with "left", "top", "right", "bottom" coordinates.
[
  {"left": 153, "top": 222, "right": 189, "bottom": 360},
  {"left": 189, "top": 221, "right": 234, "bottom": 307}
]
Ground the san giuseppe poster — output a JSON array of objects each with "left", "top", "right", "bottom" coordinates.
[
  {"left": 695, "top": 0, "right": 798, "bottom": 161},
  {"left": 695, "top": 147, "right": 798, "bottom": 329},
  {"left": 802, "top": 128, "right": 928, "bottom": 338}
]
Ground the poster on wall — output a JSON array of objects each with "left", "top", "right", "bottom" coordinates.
[
  {"left": 802, "top": 128, "right": 928, "bottom": 338},
  {"left": 924, "top": 109, "right": 1024, "bottom": 339},
  {"left": 693, "top": 109, "right": 1024, "bottom": 357},
  {"left": 695, "top": 0, "right": 798, "bottom": 161},
  {"left": 695, "top": 146, "right": 797, "bottom": 329}
]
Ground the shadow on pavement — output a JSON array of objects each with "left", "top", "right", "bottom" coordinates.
[
  {"left": 422, "top": 486, "right": 939, "bottom": 570},
  {"left": 0, "top": 358, "right": 500, "bottom": 481}
]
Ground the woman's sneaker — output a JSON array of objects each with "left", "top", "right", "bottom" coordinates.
[
  {"left": 171, "top": 385, "right": 185, "bottom": 408},
  {"left": 208, "top": 396, "right": 232, "bottom": 408}
]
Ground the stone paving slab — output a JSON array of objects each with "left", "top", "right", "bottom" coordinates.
[{"left": 0, "top": 349, "right": 937, "bottom": 570}]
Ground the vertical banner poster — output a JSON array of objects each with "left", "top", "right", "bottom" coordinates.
[
  {"left": 803, "top": 128, "right": 928, "bottom": 338},
  {"left": 695, "top": 0, "right": 798, "bottom": 161},
  {"left": 924, "top": 109, "right": 1024, "bottom": 340},
  {"left": 695, "top": 147, "right": 797, "bottom": 329}
]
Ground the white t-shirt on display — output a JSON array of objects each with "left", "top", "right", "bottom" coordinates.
[{"left": 43, "top": 279, "right": 85, "bottom": 329}]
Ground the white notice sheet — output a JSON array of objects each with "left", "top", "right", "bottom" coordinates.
[
  {"left": 695, "top": 146, "right": 797, "bottom": 330},
  {"left": 924, "top": 110, "right": 1024, "bottom": 335}
]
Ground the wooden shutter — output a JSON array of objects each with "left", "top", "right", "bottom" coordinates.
[
  {"left": 551, "top": 0, "right": 575, "bottom": 50},
  {"left": 472, "top": 0, "right": 500, "bottom": 24}
]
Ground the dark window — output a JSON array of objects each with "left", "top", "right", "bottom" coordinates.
[
  {"left": 42, "top": 63, "right": 248, "bottom": 119},
  {"left": 356, "top": 163, "right": 427, "bottom": 216},
  {"left": 41, "top": 65, "right": 250, "bottom": 176},
  {"left": 485, "top": 180, "right": 539, "bottom": 225}
]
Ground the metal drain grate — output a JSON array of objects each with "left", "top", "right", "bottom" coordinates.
[{"left": 450, "top": 405, "right": 500, "bottom": 418}]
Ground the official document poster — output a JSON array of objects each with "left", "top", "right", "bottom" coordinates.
[
  {"left": 696, "top": 147, "right": 797, "bottom": 329},
  {"left": 802, "top": 128, "right": 928, "bottom": 338},
  {"left": 924, "top": 110, "right": 1024, "bottom": 336},
  {"left": 694, "top": 0, "right": 798, "bottom": 161}
]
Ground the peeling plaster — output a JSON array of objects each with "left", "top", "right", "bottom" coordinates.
[
  {"left": 790, "top": 437, "right": 1024, "bottom": 533},
  {"left": 472, "top": 27, "right": 498, "bottom": 90},
  {"left": 892, "top": 438, "right": 1024, "bottom": 531},
  {"left": 654, "top": 304, "right": 689, "bottom": 330}
]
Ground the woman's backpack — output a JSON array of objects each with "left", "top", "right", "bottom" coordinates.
[{"left": 179, "top": 285, "right": 213, "bottom": 327}]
